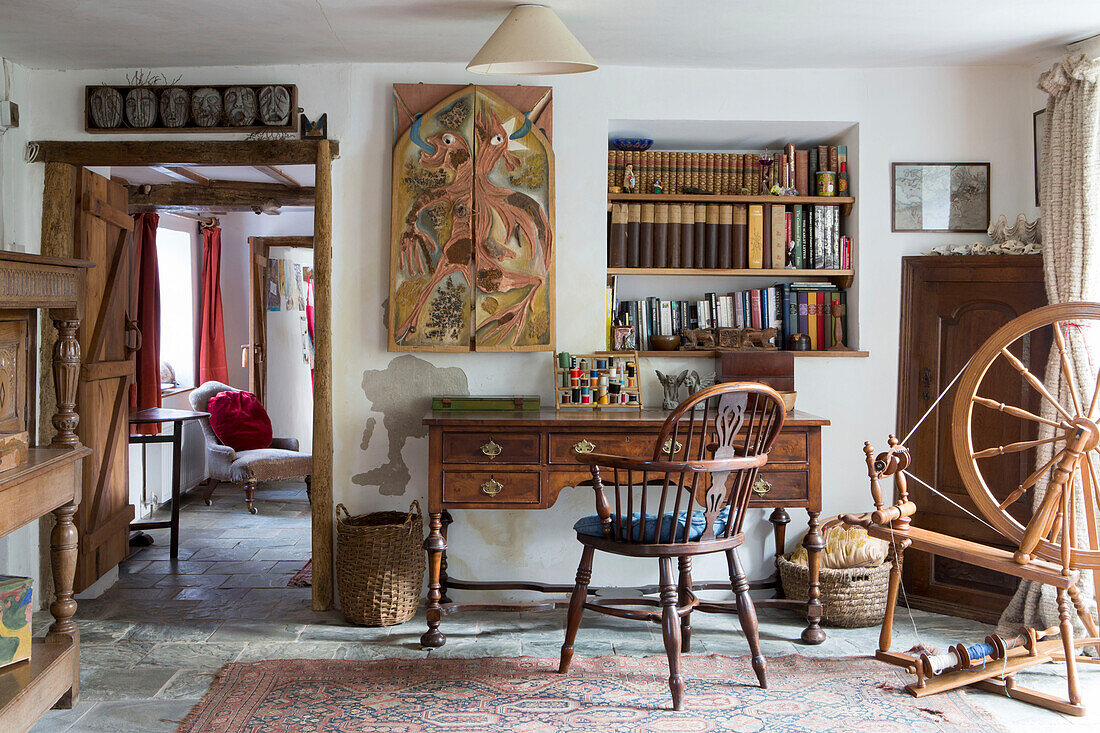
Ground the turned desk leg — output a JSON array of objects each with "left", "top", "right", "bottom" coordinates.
[
  {"left": 440, "top": 510, "right": 453, "bottom": 604},
  {"left": 46, "top": 500, "right": 80, "bottom": 707},
  {"left": 421, "top": 512, "right": 447, "bottom": 648},
  {"left": 800, "top": 510, "right": 826, "bottom": 644},
  {"left": 768, "top": 507, "right": 790, "bottom": 597},
  {"left": 49, "top": 318, "right": 82, "bottom": 449}
]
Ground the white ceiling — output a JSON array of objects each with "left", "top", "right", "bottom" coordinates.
[{"left": 1, "top": 1, "right": 1096, "bottom": 71}]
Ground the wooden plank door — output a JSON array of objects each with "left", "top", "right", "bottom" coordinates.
[
  {"left": 72, "top": 169, "right": 136, "bottom": 592},
  {"left": 897, "top": 256, "right": 1047, "bottom": 622},
  {"left": 247, "top": 237, "right": 268, "bottom": 405}
]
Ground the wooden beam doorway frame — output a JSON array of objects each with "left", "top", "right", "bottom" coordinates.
[{"left": 31, "top": 140, "right": 337, "bottom": 610}]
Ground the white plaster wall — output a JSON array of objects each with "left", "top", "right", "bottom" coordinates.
[{"left": 0, "top": 60, "right": 1040, "bottom": 601}]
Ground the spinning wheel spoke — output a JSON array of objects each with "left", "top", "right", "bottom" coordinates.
[
  {"left": 999, "top": 347, "right": 1077, "bottom": 423},
  {"left": 972, "top": 434, "right": 1065, "bottom": 460},
  {"left": 1053, "top": 323, "right": 1084, "bottom": 416},
  {"left": 1089, "top": 372, "right": 1100, "bottom": 420},
  {"left": 999, "top": 449, "right": 1067, "bottom": 510},
  {"left": 973, "top": 395, "right": 1072, "bottom": 430}
]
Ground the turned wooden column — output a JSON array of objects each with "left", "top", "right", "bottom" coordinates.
[
  {"left": 49, "top": 316, "right": 82, "bottom": 449},
  {"left": 45, "top": 501, "right": 79, "bottom": 643}
]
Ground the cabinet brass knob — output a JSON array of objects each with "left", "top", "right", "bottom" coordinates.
[
  {"left": 752, "top": 478, "right": 772, "bottom": 495},
  {"left": 480, "top": 439, "right": 502, "bottom": 458},
  {"left": 662, "top": 438, "right": 683, "bottom": 455},
  {"left": 480, "top": 477, "right": 504, "bottom": 496},
  {"left": 573, "top": 439, "right": 596, "bottom": 454}
]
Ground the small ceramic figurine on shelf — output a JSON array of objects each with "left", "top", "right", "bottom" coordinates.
[
  {"left": 623, "top": 164, "right": 637, "bottom": 194},
  {"left": 653, "top": 179, "right": 664, "bottom": 194}
]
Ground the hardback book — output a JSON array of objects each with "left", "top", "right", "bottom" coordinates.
[
  {"left": 626, "top": 203, "right": 641, "bottom": 268},
  {"left": 751, "top": 289, "right": 762, "bottom": 330},
  {"left": 706, "top": 293, "right": 719, "bottom": 329},
  {"left": 770, "top": 204, "right": 786, "bottom": 269},
  {"left": 808, "top": 148, "right": 818, "bottom": 186},
  {"left": 732, "top": 204, "right": 748, "bottom": 269},
  {"left": 816, "top": 291, "right": 827, "bottom": 349},
  {"left": 680, "top": 203, "right": 695, "bottom": 268},
  {"left": 668, "top": 204, "right": 682, "bottom": 267},
  {"left": 718, "top": 204, "right": 733, "bottom": 269},
  {"left": 705, "top": 204, "right": 719, "bottom": 269},
  {"left": 659, "top": 299, "right": 673, "bottom": 334},
  {"left": 795, "top": 149, "right": 809, "bottom": 196},
  {"left": 828, "top": 145, "right": 839, "bottom": 175},
  {"left": 639, "top": 203, "right": 655, "bottom": 268},
  {"left": 694, "top": 204, "right": 707, "bottom": 267},
  {"left": 807, "top": 293, "right": 818, "bottom": 350},
  {"left": 817, "top": 145, "right": 829, "bottom": 172},
  {"left": 797, "top": 291, "right": 809, "bottom": 338},
  {"left": 747, "top": 205, "right": 764, "bottom": 268},
  {"left": 748, "top": 154, "right": 760, "bottom": 194},
  {"left": 792, "top": 205, "right": 803, "bottom": 268},
  {"left": 609, "top": 203, "right": 627, "bottom": 268},
  {"left": 762, "top": 204, "right": 773, "bottom": 269},
  {"left": 653, "top": 204, "right": 668, "bottom": 269}
]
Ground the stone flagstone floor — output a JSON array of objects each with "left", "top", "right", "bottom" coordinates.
[{"left": 28, "top": 480, "right": 1100, "bottom": 731}]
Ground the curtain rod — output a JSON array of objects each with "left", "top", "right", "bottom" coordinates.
[{"left": 162, "top": 211, "right": 219, "bottom": 227}]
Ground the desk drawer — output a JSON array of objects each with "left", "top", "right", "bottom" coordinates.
[
  {"left": 442, "top": 470, "right": 541, "bottom": 505},
  {"left": 549, "top": 432, "right": 656, "bottom": 465},
  {"left": 748, "top": 469, "right": 809, "bottom": 504},
  {"left": 767, "top": 431, "right": 807, "bottom": 464},
  {"left": 442, "top": 433, "right": 540, "bottom": 464}
]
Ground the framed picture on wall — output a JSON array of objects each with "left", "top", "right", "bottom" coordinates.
[
  {"left": 1034, "top": 108, "right": 1047, "bottom": 207},
  {"left": 891, "top": 162, "right": 990, "bottom": 233}
]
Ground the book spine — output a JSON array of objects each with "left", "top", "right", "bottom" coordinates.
[
  {"left": 660, "top": 299, "right": 673, "bottom": 335},
  {"left": 816, "top": 291, "right": 827, "bottom": 350},
  {"left": 829, "top": 145, "right": 839, "bottom": 175},
  {"left": 718, "top": 204, "right": 733, "bottom": 269},
  {"left": 707, "top": 152, "right": 717, "bottom": 193},
  {"left": 706, "top": 292, "right": 719, "bottom": 330},
  {"left": 782, "top": 284, "right": 793, "bottom": 348},
  {"left": 770, "top": 204, "right": 786, "bottom": 268},
  {"left": 818, "top": 145, "right": 829, "bottom": 173},
  {"left": 807, "top": 293, "right": 818, "bottom": 349},
  {"left": 668, "top": 204, "right": 682, "bottom": 268},
  {"left": 653, "top": 204, "right": 668, "bottom": 268},
  {"left": 705, "top": 204, "right": 719, "bottom": 269},
  {"left": 814, "top": 205, "right": 825, "bottom": 270},
  {"left": 720, "top": 153, "right": 731, "bottom": 194},
  {"left": 694, "top": 204, "right": 706, "bottom": 267},
  {"left": 607, "top": 149, "right": 615, "bottom": 191},
  {"left": 801, "top": 206, "right": 809, "bottom": 267},
  {"left": 792, "top": 205, "right": 803, "bottom": 268},
  {"left": 808, "top": 148, "right": 818, "bottom": 188},
  {"left": 747, "top": 205, "right": 763, "bottom": 269},
  {"left": 609, "top": 202, "right": 627, "bottom": 268},
  {"left": 762, "top": 203, "right": 773, "bottom": 269},
  {"left": 798, "top": 292, "right": 809, "bottom": 338},
  {"left": 795, "top": 149, "right": 809, "bottom": 196},
  {"left": 785, "top": 143, "right": 796, "bottom": 190},
  {"left": 680, "top": 203, "right": 695, "bottom": 268},
  {"left": 749, "top": 154, "right": 760, "bottom": 195},
  {"left": 625, "top": 203, "right": 641, "bottom": 267},
  {"left": 751, "top": 289, "right": 762, "bottom": 330},
  {"left": 639, "top": 203, "right": 655, "bottom": 268},
  {"left": 732, "top": 204, "right": 748, "bottom": 269},
  {"left": 784, "top": 211, "right": 794, "bottom": 269},
  {"left": 661, "top": 151, "right": 671, "bottom": 191}
]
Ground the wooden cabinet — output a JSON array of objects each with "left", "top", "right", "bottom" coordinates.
[{"left": 897, "top": 255, "right": 1046, "bottom": 622}]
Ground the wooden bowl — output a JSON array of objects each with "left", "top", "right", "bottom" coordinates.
[
  {"left": 778, "top": 391, "right": 797, "bottom": 413},
  {"left": 649, "top": 334, "right": 681, "bottom": 351}
]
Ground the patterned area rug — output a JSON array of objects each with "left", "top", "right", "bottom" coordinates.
[
  {"left": 179, "top": 654, "right": 1005, "bottom": 732},
  {"left": 287, "top": 559, "right": 311, "bottom": 587}
]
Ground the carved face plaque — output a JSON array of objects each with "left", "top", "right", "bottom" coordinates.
[
  {"left": 89, "top": 87, "right": 123, "bottom": 128},
  {"left": 158, "top": 87, "right": 190, "bottom": 128},
  {"left": 258, "top": 85, "right": 291, "bottom": 126},
  {"left": 223, "top": 86, "right": 257, "bottom": 126},
  {"left": 125, "top": 87, "right": 158, "bottom": 128},
  {"left": 191, "top": 87, "right": 223, "bottom": 127}
]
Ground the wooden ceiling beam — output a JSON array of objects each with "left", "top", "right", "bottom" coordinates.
[
  {"left": 254, "top": 165, "right": 301, "bottom": 188},
  {"left": 249, "top": 236, "right": 314, "bottom": 249},
  {"left": 127, "top": 181, "right": 315, "bottom": 212},
  {"left": 27, "top": 139, "right": 339, "bottom": 167},
  {"left": 153, "top": 166, "right": 211, "bottom": 185}
]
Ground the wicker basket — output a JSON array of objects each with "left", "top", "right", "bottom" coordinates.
[
  {"left": 777, "top": 554, "right": 891, "bottom": 628},
  {"left": 336, "top": 501, "right": 425, "bottom": 626}
]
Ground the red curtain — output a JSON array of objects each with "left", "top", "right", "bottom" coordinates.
[
  {"left": 305, "top": 270, "right": 315, "bottom": 388},
  {"left": 198, "top": 226, "right": 229, "bottom": 384},
  {"left": 130, "top": 213, "right": 161, "bottom": 435}
]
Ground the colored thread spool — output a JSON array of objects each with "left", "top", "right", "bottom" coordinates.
[
  {"left": 558, "top": 352, "right": 570, "bottom": 369},
  {"left": 571, "top": 388, "right": 580, "bottom": 402},
  {"left": 596, "top": 359, "right": 607, "bottom": 369},
  {"left": 561, "top": 393, "right": 571, "bottom": 404},
  {"left": 924, "top": 650, "right": 960, "bottom": 675}
]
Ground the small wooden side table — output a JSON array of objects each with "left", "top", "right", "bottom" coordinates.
[{"left": 128, "top": 407, "right": 209, "bottom": 560}]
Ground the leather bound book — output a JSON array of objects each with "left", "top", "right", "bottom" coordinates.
[
  {"left": 817, "top": 145, "right": 829, "bottom": 172},
  {"left": 829, "top": 145, "right": 839, "bottom": 175},
  {"left": 720, "top": 154, "right": 731, "bottom": 194},
  {"left": 661, "top": 151, "right": 671, "bottom": 190},
  {"left": 749, "top": 154, "right": 761, "bottom": 195},
  {"left": 785, "top": 143, "right": 796, "bottom": 189},
  {"left": 680, "top": 203, "right": 695, "bottom": 268},
  {"left": 816, "top": 291, "right": 827, "bottom": 349},
  {"left": 771, "top": 204, "right": 786, "bottom": 268},
  {"left": 609, "top": 202, "right": 627, "bottom": 268},
  {"left": 653, "top": 204, "right": 668, "bottom": 268},
  {"left": 718, "top": 204, "right": 733, "bottom": 269},
  {"left": 668, "top": 203, "right": 682, "bottom": 267},
  {"left": 734, "top": 154, "right": 743, "bottom": 193},
  {"left": 747, "top": 205, "right": 764, "bottom": 269},
  {"left": 607, "top": 149, "right": 615, "bottom": 191},
  {"left": 808, "top": 147, "right": 818, "bottom": 187},
  {"left": 795, "top": 149, "right": 809, "bottom": 196},
  {"left": 626, "top": 203, "right": 641, "bottom": 267},
  {"left": 761, "top": 203, "right": 773, "bottom": 269},
  {"left": 639, "top": 203, "right": 655, "bottom": 268},
  {"left": 706, "top": 152, "right": 716, "bottom": 193},
  {"left": 732, "top": 204, "right": 748, "bottom": 269},
  {"left": 694, "top": 204, "right": 707, "bottom": 267},
  {"left": 705, "top": 204, "right": 719, "bottom": 268}
]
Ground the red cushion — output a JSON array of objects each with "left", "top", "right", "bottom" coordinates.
[{"left": 207, "top": 390, "right": 273, "bottom": 451}]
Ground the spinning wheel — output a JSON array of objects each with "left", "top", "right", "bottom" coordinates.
[{"left": 952, "top": 302, "right": 1100, "bottom": 569}]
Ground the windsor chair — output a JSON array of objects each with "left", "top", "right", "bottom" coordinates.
[
  {"left": 558, "top": 382, "right": 786, "bottom": 710},
  {"left": 843, "top": 302, "right": 1100, "bottom": 716}
]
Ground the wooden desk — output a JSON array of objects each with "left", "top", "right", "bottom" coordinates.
[
  {"left": 421, "top": 408, "right": 830, "bottom": 648},
  {"left": 128, "top": 408, "right": 209, "bottom": 560}
]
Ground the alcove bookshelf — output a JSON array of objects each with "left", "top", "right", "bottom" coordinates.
[{"left": 605, "top": 119, "right": 865, "bottom": 359}]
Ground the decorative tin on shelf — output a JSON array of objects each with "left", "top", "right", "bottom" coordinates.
[
  {"left": 0, "top": 575, "right": 33, "bottom": 670},
  {"left": 431, "top": 395, "right": 541, "bottom": 412},
  {"left": 554, "top": 351, "right": 643, "bottom": 410}
]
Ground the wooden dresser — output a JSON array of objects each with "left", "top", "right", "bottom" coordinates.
[
  {"left": 0, "top": 252, "right": 92, "bottom": 732},
  {"left": 421, "top": 407, "right": 830, "bottom": 648}
]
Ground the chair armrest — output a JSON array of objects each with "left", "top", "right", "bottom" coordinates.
[
  {"left": 208, "top": 442, "right": 237, "bottom": 462},
  {"left": 270, "top": 437, "right": 300, "bottom": 451}
]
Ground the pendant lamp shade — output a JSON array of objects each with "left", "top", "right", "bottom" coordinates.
[{"left": 467, "top": 4, "right": 598, "bottom": 75}]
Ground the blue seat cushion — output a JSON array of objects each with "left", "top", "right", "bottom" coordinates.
[{"left": 573, "top": 506, "right": 731, "bottom": 543}]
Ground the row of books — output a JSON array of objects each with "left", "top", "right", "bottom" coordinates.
[
  {"left": 608, "top": 202, "right": 851, "bottom": 270},
  {"left": 607, "top": 145, "right": 848, "bottom": 196},
  {"left": 610, "top": 283, "right": 848, "bottom": 351}
]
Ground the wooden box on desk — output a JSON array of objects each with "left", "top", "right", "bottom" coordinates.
[
  {"left": 718, "top": 352, "right": 794, "bottom": 391},
  {"left": 0, "top": 575, "right": 32, "bottom": 671}
]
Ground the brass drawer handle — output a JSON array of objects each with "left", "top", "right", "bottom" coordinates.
[
  {"left": 752, "top": 479, "right": 772, "bottom": 496},
  {"left": 480, "top": 438, "right": 502, "bottom": 458},
  {"left": 573, "top": 439, "right": 596, "bottom": 454},
  {"left": 662, "top": 438, "right": 683, "bottom": 455},
  {"left": 481, "top": 477, "right": 504, "bottom": 496}
]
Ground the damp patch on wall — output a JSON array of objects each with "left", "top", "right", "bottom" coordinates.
[{"left": 352, "top": 354, "right": 468, "bottom": 495}]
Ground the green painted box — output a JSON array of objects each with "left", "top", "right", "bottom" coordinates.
[
  {"left": 0, "top": 575, "right": 33, "bottom": 670},
  {"left": 431, "top": 395, "right": 541, "bottom": 412}
]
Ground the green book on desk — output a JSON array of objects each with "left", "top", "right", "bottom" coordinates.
[{"left": 432, "top": 395, "right": 541, "bottom": 412}]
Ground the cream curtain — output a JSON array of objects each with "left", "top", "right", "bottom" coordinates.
[{"left": 998, "top": 54, "right": 1100, "bottom": 636}]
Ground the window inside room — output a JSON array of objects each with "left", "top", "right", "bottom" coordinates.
[{"left": 157, "top": 226, "right": 196, "bottom": 391}]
